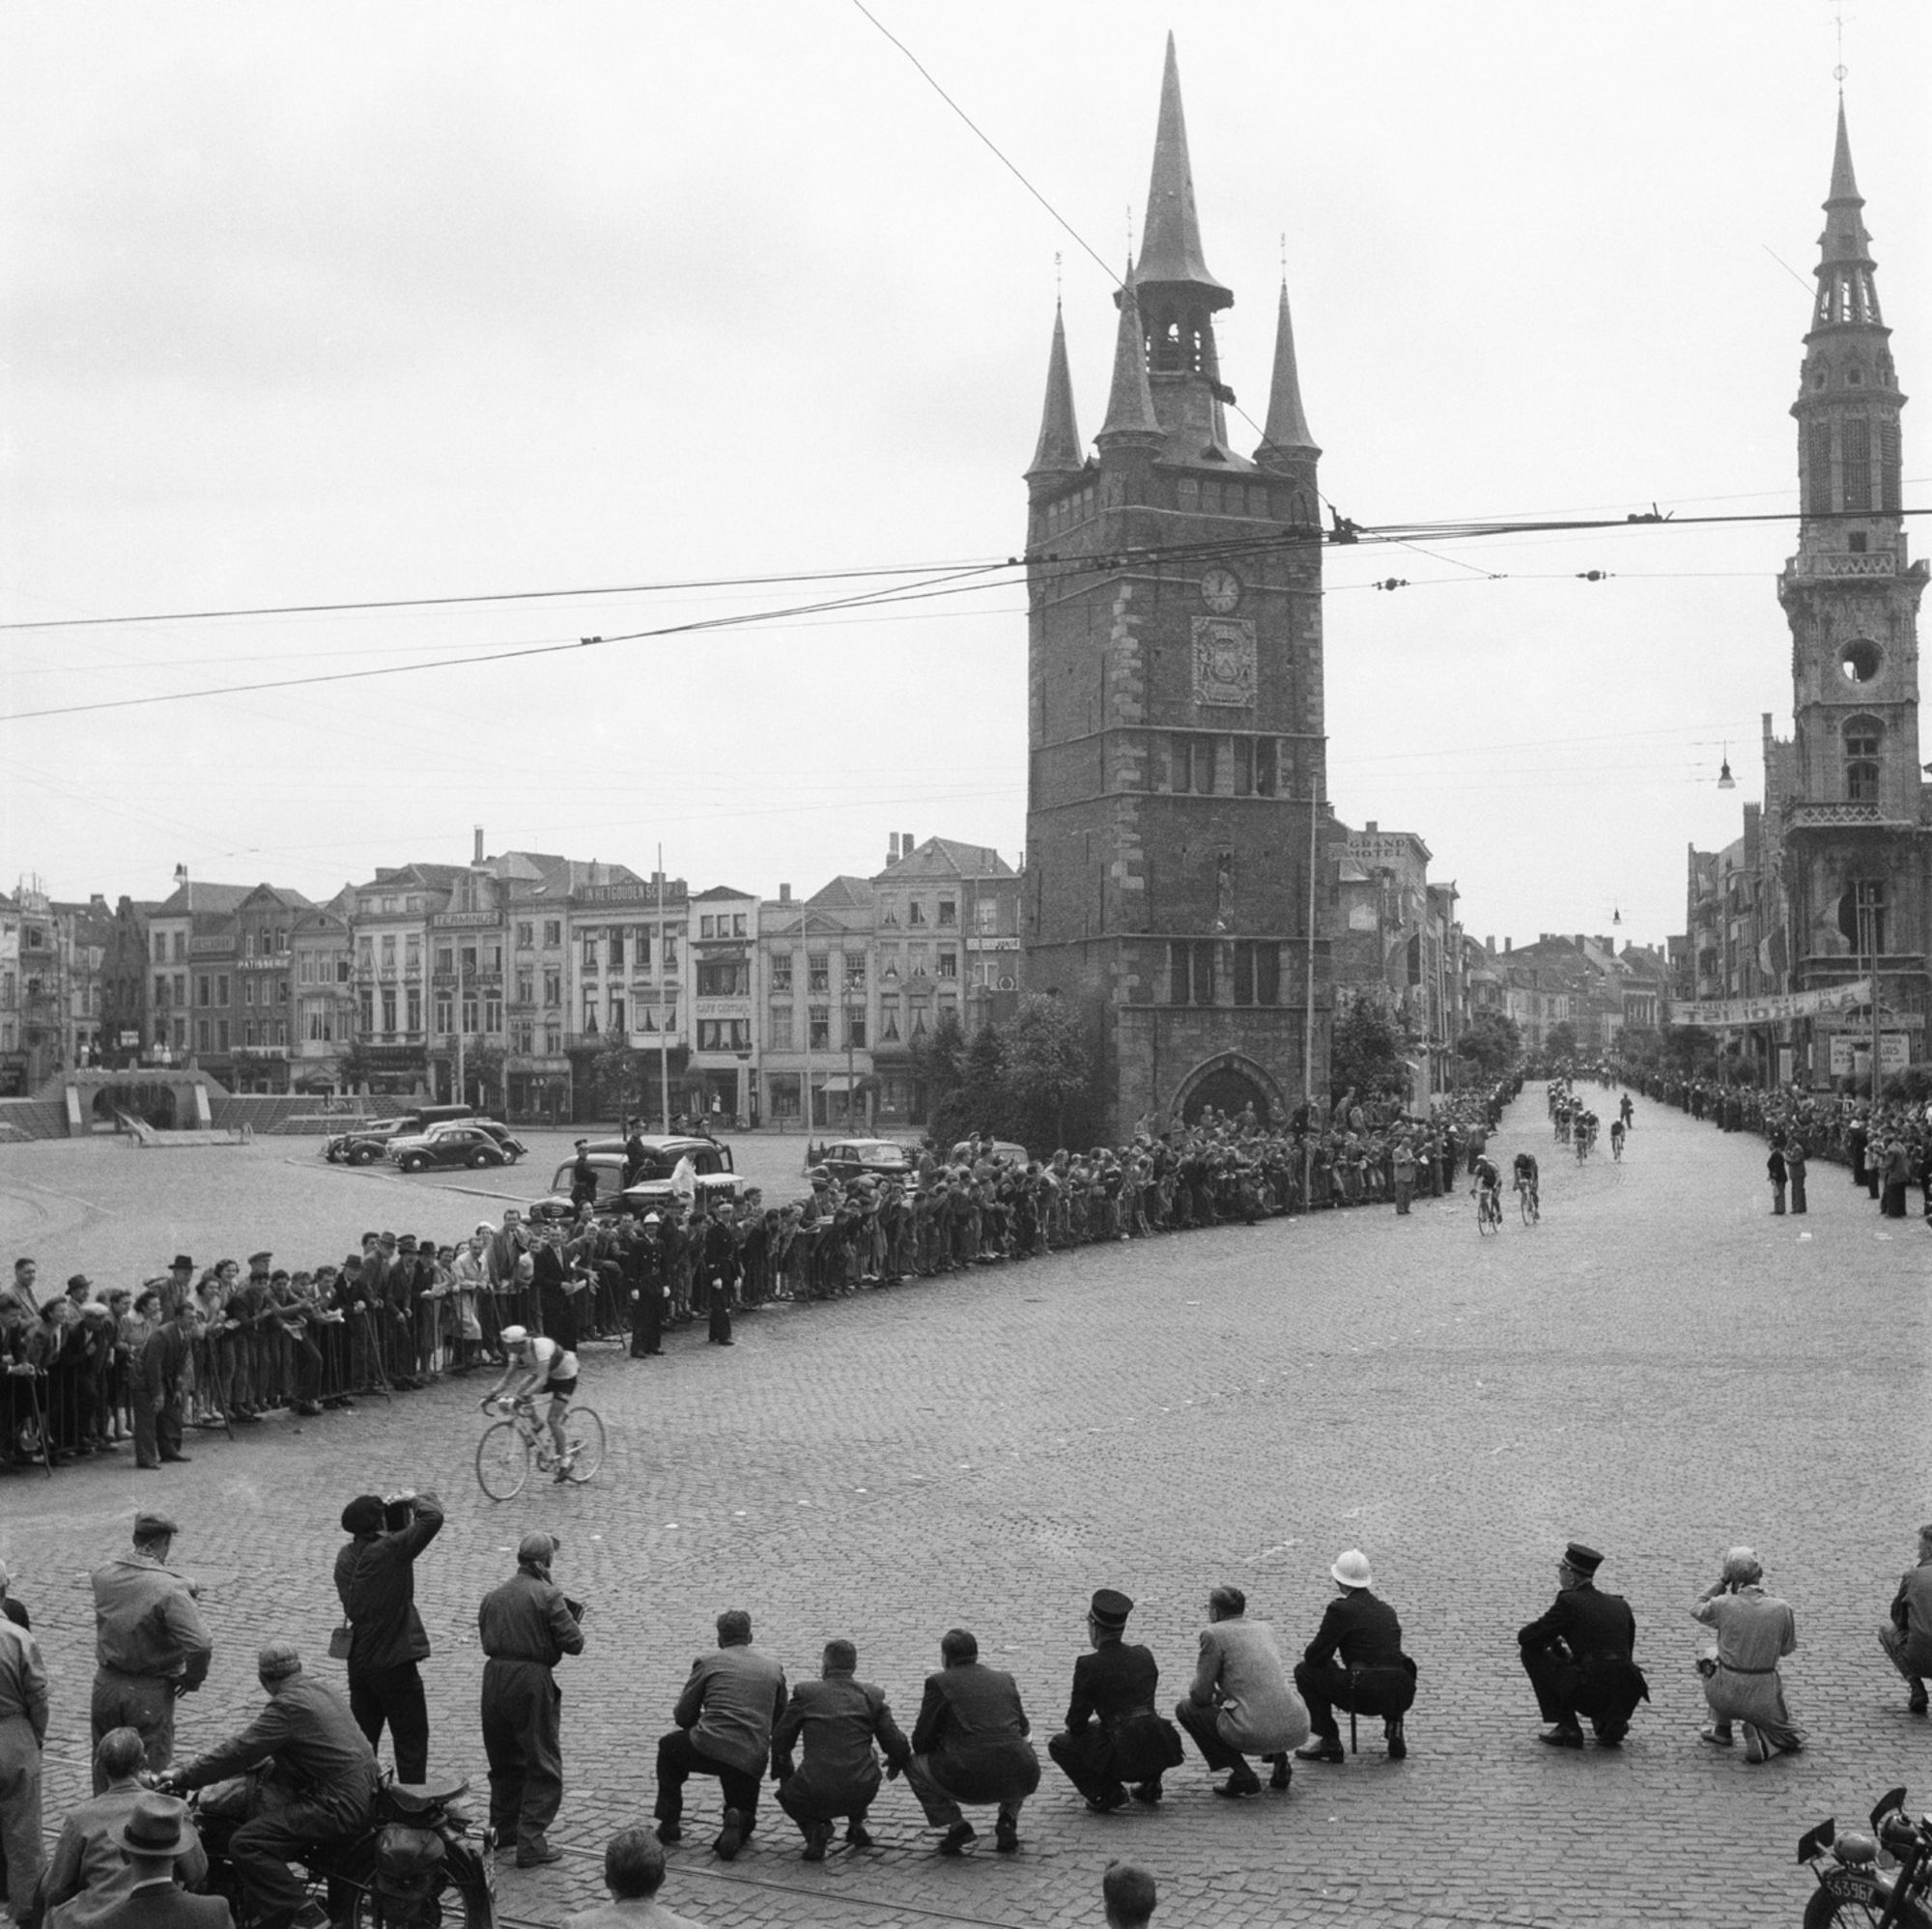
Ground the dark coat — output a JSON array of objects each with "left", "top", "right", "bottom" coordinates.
[
  {"left": 772, "top": 1671, "right": 909, "bottom": 1807},
  {"left": 332, "top": 1492, "right": 444, "bottom": 1678},
  {"left": 910, "top": 1661, "right": 1040, "bottom": 1804},
  {"left": 1059, "top": 1640, "right": 1177, "bottom": 1782},
  {"left": 71, "top": 1887, "right": 233, "bottom": 1929},
  {"left": 1302, "top": 1591, "right": 1405, "bottom": 1671},
  {"left": 1518, "top": 1581, "right": 1636, "bottom": 1662}
]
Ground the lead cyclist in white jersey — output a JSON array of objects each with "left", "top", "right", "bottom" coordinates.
[{"left": 483, "top": 1324, "right": 579, "bottom": 1478}]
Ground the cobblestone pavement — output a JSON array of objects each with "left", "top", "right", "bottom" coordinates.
[{"left": 4, "top": 1092, "right": 1929, "bottom": 1927}]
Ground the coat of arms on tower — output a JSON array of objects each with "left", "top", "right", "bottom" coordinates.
[{"left": 1192, "top": 617, "right": 1258, "bottom": 707}]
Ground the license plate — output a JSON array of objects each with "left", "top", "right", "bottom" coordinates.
[{"left": 1819, "top": 1868, "right": 1882, "bottom": 1903}]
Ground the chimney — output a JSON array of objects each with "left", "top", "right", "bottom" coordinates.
[
  {"left": 1485, "top": 935, "right": 1494, "bottom": 952},
  {"left": 1505, "top": 937, "right": 1512, "bottom": 952},
  {"left": 903, "top": 830, "right": 915, "bottom": 855},
  {"left": 473, "top": 825, "right": 484, "bottom": 865},
  {"left": 888, "top": 834, "right": 899, "bottom": 863},
  {"left": 779, "top": 883, "right": 792, "bottom": 903}
]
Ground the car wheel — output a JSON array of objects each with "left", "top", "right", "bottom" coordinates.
[
  {"left": 469, "top": 1149, "right": 493, "bottom": 1169},
  {"left": 401, "top": 1155, "right": 426, "bottom": 1174},
  {"left": 351, "top": 1147, "right": 378, "bottom": 1166}
]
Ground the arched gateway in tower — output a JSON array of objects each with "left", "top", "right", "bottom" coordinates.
[{"left": 1020, "top": 37, "right": 1334, "bottom": 1137}]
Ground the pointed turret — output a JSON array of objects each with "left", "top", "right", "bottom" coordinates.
[
  {"left": 1813, "top": 99, "right": 1882, "bottom": 329},
  {"left": 1025, "top": 302, "right": 1084, "bottom": 489},
  {"left": 1096, "top": 270, "right": 1162, "bottom": 447},
  {"left": 1256, "top": 279, "right": 1320, "bottom": 469},
  {"left": 1134, "top": 33, "right": 1232, "bottom": 311}
]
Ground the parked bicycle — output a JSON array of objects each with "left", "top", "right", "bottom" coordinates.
[{"left": 475, "top": 1395, "right": 606, "bottom": 1500}]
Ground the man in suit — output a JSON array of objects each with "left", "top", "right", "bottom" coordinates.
[
  {"left": 654, "top": 1609, "right": 785, "bottom": 1861},
  {"left": 1293, "top": 1549, "right": 1415, "bottom": 1764},
  {"left": 1517, "top": 1541, "right": 1648, "bottom": 1748},
  {"left": 40, "top": 1728, "right": 208, "bottom": 1929},
  {"left": 1173, "top": 1585, "right": 1309, "bottom": 1798},
  {"left": 57, "top": 1795, "right": 230, "bottom": 1929},
  {"left": 904, "top": 1628, "right": 1040, "bottom": 1858},
  {"left": 771, "top": 1639, "right": 909, "bottom": 1860},
  {"left": 1046, "top": 1590, "right": 1181, "bottom": 1812}
]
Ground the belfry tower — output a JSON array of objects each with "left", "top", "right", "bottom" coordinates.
[
  {"left": 1021, "top": 37, "right": 1331, "bottom": 1133},
  {"left": 1774, "top": 101, "right": 1930, "bottom": 1078}
]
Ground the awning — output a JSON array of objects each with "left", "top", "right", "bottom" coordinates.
[{"left": 816, "top": 1074, "right": 862, "bottom": 1093}]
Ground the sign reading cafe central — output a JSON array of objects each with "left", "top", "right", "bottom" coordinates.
[{"left": 1674, "top": 978, "right": 1872, "bottom": 1030}]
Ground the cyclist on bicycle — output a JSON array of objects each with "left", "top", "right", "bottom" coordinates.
[
  {"left": 1609, "top": 1117, "right": 1625, "bottom": 1160},
  {"left": 484, "top": 1325, "right": 578, "bottom": 1481},
  {"left": 1472, "top": 1153, "right": 1503, "bottom": 1223},
  {"left": 1513, "top": 1149, "right": 1540, "bottom": 1210}
]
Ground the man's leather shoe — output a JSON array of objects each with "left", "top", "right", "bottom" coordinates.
[
  {"left": 160, "top": 1453, "right": 192, "bottom": 1463},
  {"left": 1594, "top": 1720, "right": 1627, "bottom": 1748},
  {"left": 844, "top": 1820, "right": 874, "bottom": 1849},
  {"left": 1537, "top": 1725, "right": 1584, "bottom": 1749},
  {"left": 1910, "top": 1686, "right": 1928, "bottom": 1716},
  {"left": 713, "top": 1809, "right": 743, "bottom": 1861},
  {"left": 1294, "top": 1739, "right": 1344, "bottom": 1765},
  {"left": 515, "top": 1839, "right": 562, "bottom": 1867},
  {"left": 1128, "top": 1781, "right": 1162, "bottom": 1805},
  {"left": 654, "top": 1822, "right": 681, "bottom": 1844},
  {"left": 1213, "top": 1773, "right": 1262, "bottom": 1799},
  {"left": 801, "top": 1821, "right": 832, "bottom": 1861},
  {"left": 993, "top": 1815, "right": 1019, "bottom": 1854},
  {"left": 1085, "top": 1788, "right": 1129, "bottom": 1814},
  {"left": 1269, "top": 1754, "right": 1293, "bottom": 1790},
  {"left": 938, "top": 1821, "right": 976, "bottom": 1857},
  {"left": 1385, "top": 1716, "right": 1407, "bottom": 1760}
]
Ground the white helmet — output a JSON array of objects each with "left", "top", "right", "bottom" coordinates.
[{"left": 498, "top": 1325, "right": 528, "bottom": 1347}]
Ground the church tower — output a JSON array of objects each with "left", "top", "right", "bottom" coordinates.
[
  {"left": 1022, "top": 37, "right": 1331, "bottom": 1133},
  {"left": 1775, "top": 101, "right": 1931, "bottom": 1074}
]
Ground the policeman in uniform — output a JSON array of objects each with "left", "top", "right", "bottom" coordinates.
[
  {"left": 1046, "top": 1590, "right": 1181, "bottom": 1811},
  {"left": 90, "top": 1512, "right": 213, "bottom": 1789},
  {"left": 477, "top": 1533, "right": 584, "bottom": 1867},
  {"left": 1517, "top": 1541, "right": 1648, "bottom": 1748}
]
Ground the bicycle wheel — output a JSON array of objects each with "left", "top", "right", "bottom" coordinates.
[
  {"left": 1477, "top": 1193, "right": 1495, "bottom": 1235},
  {"left": 561, "top": 1406, "right": 606, "bottom": 1484},
  {"left": 475, "top": 1419, "right": 530, "bottom": 1500},
  {"left": 1518, "top": 1186, "right": 1535, "bottom": 1226}
]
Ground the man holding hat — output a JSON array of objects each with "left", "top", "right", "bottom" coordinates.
[
  {"left": 58, "top": 1794, "right": 230, "bottom": 1929},
  {"left": 90, "top": 1513, "right": 213, "bottom": 1788},
  {"left": 1517, "top": 1542, "right": 1647, "bottom": 1749},
  {"left": 1046, "top": 1590, "right": 1182, "bottom": 1812},
  {"left": 1293, "top": 1550, "right": 1415, "bottom": 1764},
  {"left": 477, "top": 1534, "right": 584, "bottom": 1867},
  {"left": 160, "top": 1642, "right": 377, "bottom": 1929}
]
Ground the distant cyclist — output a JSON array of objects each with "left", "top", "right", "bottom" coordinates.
[
  {"left": 483, "top": 1326, "right": 578, "bottom": 1482},
  {"left": 1472, "top": 1153, "right": 1503, "bottom": 1224},
  {"left": 1513, "top": 1149, "right": 1540, "bottom": 1212},
  {"left": 1609, "top": 1118, "right": 1625, "bottom": 1161}
]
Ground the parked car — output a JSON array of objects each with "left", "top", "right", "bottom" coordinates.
[
  {"left": 819, "top": 1139, "right": 917, "bottom": 1184},
  {"left": 951, "top": 1139, "right": 1031, "bottom": 1167},
  {"left": 324, "top": 1104, "right": 474, "bottom": 1165},
  {"left": 388, "top": 1120, "right": 527, "bottom": 1173},
  {"left": 528, "top": 1135, "right": 748, "bottom": 1221}
]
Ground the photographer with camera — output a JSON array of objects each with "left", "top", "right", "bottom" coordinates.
[{"left": 333, "top": 1489, "right": 444, "bottom": 1784}]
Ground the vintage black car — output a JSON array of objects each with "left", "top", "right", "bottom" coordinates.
[
  {"left": 528, "top": 1135, "right": 747, "bottom": 1221},
  {"left": 388, "top": 1120, "right": 527, "bottom": 1173},
  {"left": 323, "top": 1104, "right": 475, "bottom": 1164},
  {"left": 818, "top": 1138, "right": 917, "bottom": 1184}
]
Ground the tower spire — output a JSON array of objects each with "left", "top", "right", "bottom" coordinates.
[
  {"left": 1257, "top": 278, "right": 1320, "bottom": 468},
  {"left": 1813, "top": 99, "right": 1881, "bottom": 329},
  {"left": 1134, "top": 32, "right": 1231, "bottom": 307},
  {"left": 1025, "top": 300, "right": 1084, "bottom": 487},
  {"left": 1096, "top": 269, "right": 1161, "bottom": 445}
]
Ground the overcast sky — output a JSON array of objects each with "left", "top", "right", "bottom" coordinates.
[{"left": 4, "top": 1, "right": 1928, "bottom": 950}]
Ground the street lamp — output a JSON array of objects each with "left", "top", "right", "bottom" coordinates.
[{"left": 1718, "top": 745, "right": 1736, "bottom": 791}]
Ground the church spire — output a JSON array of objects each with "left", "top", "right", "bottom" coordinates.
[
  {"left": 1025, "top": 301, "right": 1084, "bottom": 488},
  {"left": 1813, "top": 99, "right": 1882, "bottom": 330},
  {"left": 1096, "top": 269, "right": 1162, "bottom": 446},
  {"left": 1256, "top": 278, "right": 1320, "bottom": 468},
  {"left": 1133, "top": 33, "right": 1231, "bottom": 310}
]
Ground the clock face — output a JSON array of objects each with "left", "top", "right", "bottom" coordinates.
[{"left": 1201, "top": 566, "right": 1242, "bottom": 614}]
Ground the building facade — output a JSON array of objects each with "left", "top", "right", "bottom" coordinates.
[{"left": 1021, "top": 38, "right": 1333, "bottom": 1136}]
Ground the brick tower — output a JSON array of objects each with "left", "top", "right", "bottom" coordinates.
[
  {"left": 1772, "top": 101, "right": 1931, "bottom": 1080},
  {"left": 1021, "top": 36, "right": 1331, "bottom": 1134}
]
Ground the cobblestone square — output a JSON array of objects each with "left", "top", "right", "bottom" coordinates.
[{"left": 3, "top": 1092, "right": 1928, "bottom": 1927}]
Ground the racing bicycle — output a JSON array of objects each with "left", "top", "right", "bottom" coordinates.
[
  {"left": 1516, "top": 1175, "right": 1540, "bottom": 1225},
  {"left": 475, "top": 1394, "right": 606, "bottom": 1500},
  {"left": 1475, "top": 1183, "right": 1503, "bottom": 1235}
]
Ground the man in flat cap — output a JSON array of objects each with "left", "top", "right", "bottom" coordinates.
[
  {"left": 771, "top": 1639, "right": 909, "bottom": 1860},
  {"left": 1046, "top": 1590, "right": 1182, "bottom": 1812},
  {"left": 478, "top": 1534, "right": 584, "bottom": 1868},
  {"left": 160, "top": 1642, "right": 377, "bottom": 1929},
  {"left": 90, "top": 1513, "right": 213, "bottom": 1789},
  {"left": 1517, "top": 1542, "right": 1647, "bottom": 1749},
  {"left": 1293, "top": 1550, "right": 1416, "bottom": 1764},
  {"left": 334, "top": 1489, "right": 444, "bottom": 1782}
]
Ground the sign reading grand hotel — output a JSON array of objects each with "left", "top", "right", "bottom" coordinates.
[{"left": 1676, "top": 978, "right": 1871, "bottom": 1030}]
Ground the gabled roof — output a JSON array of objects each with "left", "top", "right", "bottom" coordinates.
[
  {"left": 809, "top": 876, "right": 876, "bottom": 909},
  {"left": 152, "top": 882, "right": 270, "bottom": 918},
  {"left": 352, "top": 863, "right": 469, "bottom": 894},
  {"left": 873, "top": 837, "right": 1015, "bottom": 884},
  {"left": 693, "top": 883, "right": 755, "bottom": 902}
]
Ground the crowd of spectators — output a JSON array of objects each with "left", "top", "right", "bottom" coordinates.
[{"left": 1, "top": 1074, "right": 1520, "bottom": 1473}]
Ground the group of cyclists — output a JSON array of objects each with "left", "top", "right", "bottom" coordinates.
[{"left": 1465, "top": 1079, "right": 1634, "bottom": 1232}]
